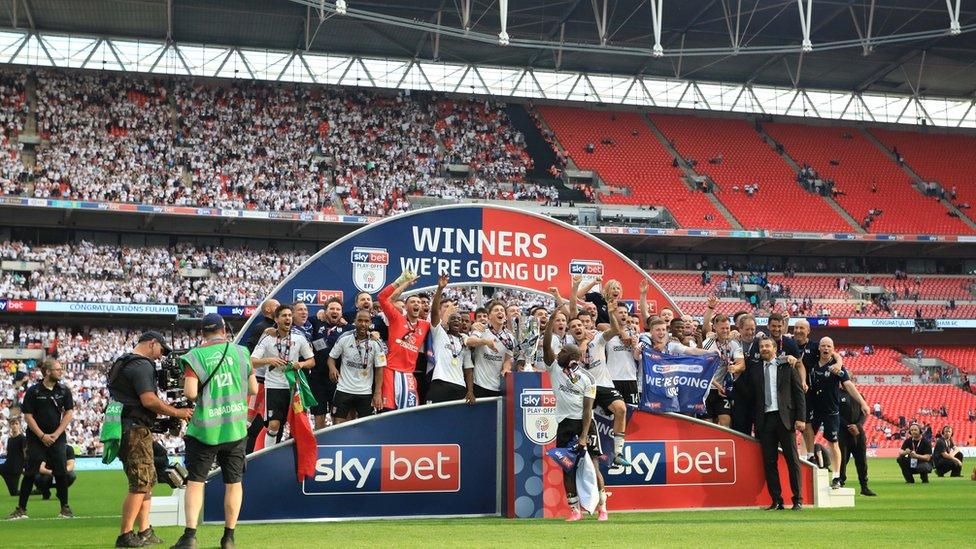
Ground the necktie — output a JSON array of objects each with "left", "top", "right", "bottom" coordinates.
[{"left": 765, "top": 361, "right": 774, "bottom": 410}]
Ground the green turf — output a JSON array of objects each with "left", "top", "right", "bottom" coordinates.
[{"left": 2, "top": 459, "right": 973, "bottom": 547}]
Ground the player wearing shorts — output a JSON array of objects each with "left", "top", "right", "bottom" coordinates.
[
  {"left": 542, "top": 307, "right": 606, "bottom": 522},
  {"left": 426, "top": 274, "right": 477, "bottom": 403},
  {"left": 378, "top": 270, "right": 431, "bottom": 410},
  {"left": 328, "top": 311, "right": 385, "bottom": 423},
  {"left": 605, "top": 302, "right": 640, "bottom": 407},
  {"left": 809, "top": 336, "right": 869, "bottom": 488},
  {"left": 250, "top": 305, "right": 314, "bottom": 448},
  {"left": 468, "top": 300, "right": 513, "bottom": 398},
  {"left": 700, "top": 314, "right": 745, "bottom": 427},
  {"left": 566, "top": 274, "right": 630, "bottom": 467}
]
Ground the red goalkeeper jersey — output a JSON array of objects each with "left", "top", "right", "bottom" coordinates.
[{"left": 379, "top": 283, "right": 431, "bottom": 373}]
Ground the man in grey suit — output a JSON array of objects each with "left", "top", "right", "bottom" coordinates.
[{"left": 742, "top": 336, "right": 807, "bottom": 511}]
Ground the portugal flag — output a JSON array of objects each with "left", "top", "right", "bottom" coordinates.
[{"left": 285, "top": 365, "right": 319, "bottom": 482}]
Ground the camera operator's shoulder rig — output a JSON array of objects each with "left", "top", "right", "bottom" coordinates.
[{"left": 107, "top": 353, "right": 150, "bottom": 384}]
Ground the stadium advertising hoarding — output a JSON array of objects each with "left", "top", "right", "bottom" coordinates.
[
  {"left": 506, "top": 373, "right": 814, "bottom": 518},
  {"left": 235, "top": 205, "right": 677, "bottom": 337},
  {"left": 204, "top": 400, "right": 501, "bottom": 522}
]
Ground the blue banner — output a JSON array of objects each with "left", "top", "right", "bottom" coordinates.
[{"left": 639, "top": 350, "right": 720, "bottom": 415}]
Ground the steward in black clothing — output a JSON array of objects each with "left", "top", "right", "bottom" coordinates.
[
  {"left": 838, "top": 387, "right": 876, "bottom": 495},
  {"left": 897, "top": 424, "right": 933, "bottom": 483},
  {"left": 933, "top": 426, "right": 964, "bottom": 477}
]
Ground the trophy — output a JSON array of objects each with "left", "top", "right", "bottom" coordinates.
[{"left": 510, "top": 315, "right": 542, "bottom": 370}]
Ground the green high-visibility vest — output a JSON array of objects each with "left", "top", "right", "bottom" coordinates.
[{"left": 181, "top": 341, "right": 251, "bottom": 446}]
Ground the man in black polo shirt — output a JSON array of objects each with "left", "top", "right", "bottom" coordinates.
[
  {"left": 308, "top": 297, "right": 350, "bottom": 429},
  {"left": 8, "top": 359, "right": 75, "bottom": 520},
  {"left": 244, "top": 299, "right": 278, "bottom": 453}
]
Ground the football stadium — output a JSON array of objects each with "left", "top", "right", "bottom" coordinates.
[{"left": 1, "top": 1, "right": 975, "bottom": 547}]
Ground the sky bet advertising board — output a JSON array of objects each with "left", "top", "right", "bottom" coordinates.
[
  {"left": 234, "top": 205, "right": 676, "bottom": 338},
  {"left": 506, "top": 373, "right": 813, "bottom": 517},
  {"left": 204, "top": 400, "right": 500, "bottom": 522}
]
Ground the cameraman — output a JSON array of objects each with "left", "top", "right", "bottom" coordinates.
[
  {"left": 171, "top": 314, "right": 257, "bottom": 549},
  {"left": 109, "top": 332, "right": 193, "bottom": 548}
]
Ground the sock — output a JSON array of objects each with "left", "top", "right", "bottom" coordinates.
[
  {"left": 54, "top": 475, "right": 69, "bottom": 506},
  {"left": 223, "top": 527, "right": 235, "bottom": 540},
  {"left": 184, "top": 527, "right": 197, "bottom": 538},
  {"left": 599, "top": 489, "right": 608, "bottom": 507},
  {"left": 17, "top": 473, "right": 36, "bottom": 510},
  {"left": 567, "top": 495, "right": 580, "bottom": 510},
  {"left": 264, "top": 431, "right": 278, "bottom": 448},
  {"left": 613, "top": 433, "right": 625, "bottom": 456}
]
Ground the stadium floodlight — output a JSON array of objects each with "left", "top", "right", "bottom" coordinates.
[
  {"left": 335, "top": 0, "right": 347, "bottom": 15},
  {"left": 801, "top": 39, "right": 813, "bottom": 53},
  {"left": 498, "top": 31, "right": 510, "bottom": 46},
  {"left": 652, "top": 44, "right": 663, "bottom": 58}
]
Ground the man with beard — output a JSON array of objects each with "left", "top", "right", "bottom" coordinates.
[
  {"left": 731, "top": 314, "right": 762, "bottom": 436},
  {"left": 307, "top": 298, "right": 349, "bottom": 429},
  {"left": 468, "top": 300, "right": 514, "bottom": 397},
  {"left": 250, "top": 305, "right": 314, "bottom": 448},
  {"left": 701, "top": 314, "right": 745, "bottom": 428},
  {"left": 426, "top": 274, "right": 476, "bottom": 404},
  {"left": 343, "top": 291, "right": 388, "bottom": 341},
  {"left": 378, "top": 271, "right": 431, "bottom": 410}
]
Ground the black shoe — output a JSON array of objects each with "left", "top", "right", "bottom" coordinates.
[
  {"left": 116, "top": 532, "right": 146, "bottom": 548},
  {"left": 860, "top": 487, "right": 877, "bottom": 496},
  {"left": 791, "top": 503, "right": 803, "bottom": 511},
  {"left": 58, "top": 505, "right": 74, "bottom": 518},
  {"left": 763, "top": 502, "right": 784, "bottom": 510},
  {"left": 905, "top": 479, "right": 915, "bottom": 484},
  {"left": 921, "top": 479, "right": 929, "bottom": 484},
  {"left": 830, "top": 478, "right": 842, "bottom": 489},
  {"left": 168, "top": 533, "right": 197, "bottom": 549},
  {"left": 220, "top": 537, "right": 236, "bottom": 549},
  {"left": 140, "top": 527, "right": 163, "bottom": 545},
  {"left": 6, "top": 507, "right": 28, "bottom": 520}
]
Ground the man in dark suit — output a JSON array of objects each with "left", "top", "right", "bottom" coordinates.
[
  {"left": 838, "top": 384, "right": 876, "bottom": 496},
  {"left": 742, "top": 336, "right": 806, "bottom": 511}
]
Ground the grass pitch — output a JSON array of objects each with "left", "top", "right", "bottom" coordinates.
[{"left": 2, "top": 459, "right": 973, "bottom": 548}]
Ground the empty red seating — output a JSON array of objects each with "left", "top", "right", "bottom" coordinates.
[
  {"left": 763, "top": 123, "right": 974, "bottom": 235},
  {"left": 836, "top": 346, "right": 912, "bottom": 375},
  {"left": 537, "top": 107, "right": 732, "bottom": 229},
  {"left": 650, "top": 114, "right": 852, "bottom": 232},
  {"left": 917, "top": 346, "right": 976, "bottom": 375},
  {"left": 871, "top": 128, "right": 976, "bottom": 211},
  {"left": 856, "top": 385, "right": 976, "bottom": 448}
]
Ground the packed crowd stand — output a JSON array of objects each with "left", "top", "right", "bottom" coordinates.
[{"left": 0, "top": 68, "right": 542, "bottom": 216}]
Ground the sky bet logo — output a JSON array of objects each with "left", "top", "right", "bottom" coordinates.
[
  {"left": 303, "top": 444, "right": 460, "bottom": 495},
  {"left": 606, "top": 440, "right": 736, "bottom": 486},
  {"left": 568, "top": 259, "right": 604, "bottom": 276},
  {"left": 351, "top": 248, "right": 389, "bottom": 265},
  {"left": 292, "top": 289, "right": 344, "bottom": 305}
]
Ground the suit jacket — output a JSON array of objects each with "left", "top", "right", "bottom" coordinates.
[
  {"left": 839, "top": 391, "right": 865, "bottom": 428},
  {"left": 742, "top": 358, "right": 806, "bottom": 431}
]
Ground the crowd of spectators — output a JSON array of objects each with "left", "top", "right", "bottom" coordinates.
[
  {"left": 0, "top": 240, "right": 308, "bottom": 305},
  {"left": 0, "top": 68, "right": 553, "bottom": 216}
]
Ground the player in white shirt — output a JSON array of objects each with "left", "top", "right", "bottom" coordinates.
[
  {"left": 327, "top": 311, "right": 386, "bottom": 424},
  {"left": 426, "top": 274, "right": 476, "bottom": 404},
  {"left": 567, "top": 277, "right": 630, "bottom": 468},
  {"left": 605, "top": 302, "right": 641, "bottom": 406},
  {"left": 468, "top": 300, "right": 513, "bottom": 397},
  {"left": 250, "top": 305, "right": 314, "bottom": 447},
  {"left": 700, "top": 313, "right": 745, "bottom": 428},
  {"left": 542, "top": 305, "right": 605, "bottom": 522}
]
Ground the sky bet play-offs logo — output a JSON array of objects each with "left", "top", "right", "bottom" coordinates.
[
  {"left": 520, "top": 389, "right": 557, "bottom": 444},
  {"left": 303, "top": 444, "right": 460, "bottom": 495},
  {"left": 351, "top": 247, "right": 390, "bottom": 294},
  {"left": 606, "top": 440, "right": 736, "bottom": 486}
]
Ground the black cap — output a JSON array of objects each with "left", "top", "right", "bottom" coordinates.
[
  {"left": 138, "top": 331, "right": 172, "bottom": 354},
  {"left": 201, "top": 313, "right": 225, "bottom": 332}
]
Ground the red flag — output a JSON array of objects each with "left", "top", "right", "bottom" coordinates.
[
  {"left": 252, "top": 426, "right": 268, "bottom": 452},
  {"left": 247, "top": 381, "right": 266, "bottom": 422},
  {"left": 287, "top": 390, "right": 317, "bottom": 482}
]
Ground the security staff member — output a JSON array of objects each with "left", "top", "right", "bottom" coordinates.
[
  {"left": 172, "top": 314, "right": 257, "bottom": 549},
  {"left": 838, "top": 385, "right": 876, "bottom": 496},
  {"left": 8, "top": 359, "right": 74, "bottom": 520},
  {"left": 897, "top": 423, "right": 933, "bottom": 483},
  {"left": 109, "top": 332, "right": 193, "bottom": 548}
]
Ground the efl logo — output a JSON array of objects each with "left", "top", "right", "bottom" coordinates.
[
  {"left": 606, "top": 440, "right": 736, "bottom": 486},
  {"left": 568, "top": 259, "right": 604, "bottom": 276},
  {"left": 304, "top": 444, "right": 460, "bottom": 495},
  {"left": 520, "top": 389, "right": 557, "bottom": 444},
  {"left": 351, "top": 247, "right": 389, "bottom": 293}
]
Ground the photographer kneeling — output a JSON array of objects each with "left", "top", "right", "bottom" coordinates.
[
  {"left": 109, "top": 332, "right": 193, "bottom": 548},
  {"left": 171, "top": 314, "right": 257, "bottom": 549}
]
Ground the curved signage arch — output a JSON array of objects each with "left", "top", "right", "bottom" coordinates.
[{"left": 236, "top": 204, "right": 678, "bottom": 339}]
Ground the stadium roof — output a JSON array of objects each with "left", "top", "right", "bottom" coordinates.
[{"left": 2, "top": 0, "right": 975, "bottom": 99}]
